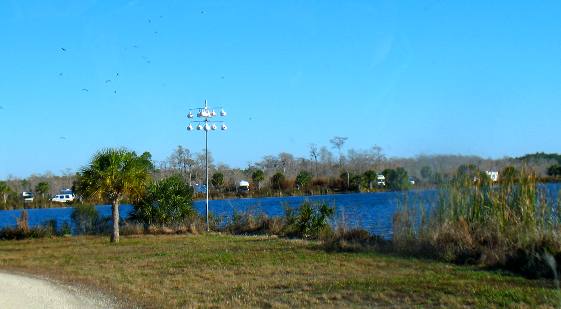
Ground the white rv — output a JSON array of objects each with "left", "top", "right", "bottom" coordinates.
[
  {"left": 51, "top": 189, "right": 76, "bottom": 203},
  {"left": 238, "top": 180, "right": 250, "bottom": 193},
  {"left": 22, "top": 192, "right": 34, "bottom": 202},
  {"left": 376, "top": 174, "right": 386, "bottom": 187}
]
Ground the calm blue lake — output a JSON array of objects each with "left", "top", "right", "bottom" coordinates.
[{"left": 0, "top": 184, "right": 559, "bottom": 238}]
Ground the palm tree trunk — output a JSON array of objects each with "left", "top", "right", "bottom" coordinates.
[{"left": 111, "top": 200, "right": 120, "bottom": 243}]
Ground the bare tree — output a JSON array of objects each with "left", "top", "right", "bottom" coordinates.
[
  {"left": 278, "top": 152, "right": 295, "bottom": 176},
  {"left": 168, "top": 146, "right": 195, "bottom": 185},
  {"left": 194, "top": 149, "right": 214, "bottom": 185},
  {"left": 309, "top": 144, "right": 319, "bottom": 178},
  {"left": 330, "top": 136, "right": 348, "bottom": 168},
  {"left": 319, "top": 146, "right": 334, "bottom": 175}
]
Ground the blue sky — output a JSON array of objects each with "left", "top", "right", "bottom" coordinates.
[{"left": 1, "top": 1, "right": 560, "bottom": 178}]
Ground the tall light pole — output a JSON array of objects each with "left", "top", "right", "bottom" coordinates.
[{"left": 187, "top": 100, "right": 227, "bottom": 231}]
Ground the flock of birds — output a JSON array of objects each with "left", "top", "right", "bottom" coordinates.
[
  {"left": 60, "top": 44, "right": 121, "bottom": 95},
  {"left": 0, "top": 9, "right": 251, "bottom": 132},
  {"left": 57, "top": 14, "right": 176, "bottom": 95},
  {"left": 57, "top": 11, "right": 211, "bottom": 96}
]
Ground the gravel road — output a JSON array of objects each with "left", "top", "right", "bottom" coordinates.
[{"left": 0, "top": 271, "right": 117, "bottom": 309}]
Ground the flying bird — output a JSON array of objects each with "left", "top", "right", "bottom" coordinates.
[
  {"left": 81, "top": 88, "right": 89, "bottom": 92},
  {"left": 116, "top": 72, "right": 119, "bottom": 77},
  {"left": 59, "top": 136, "right": 66, "bottom": 140},
  {"left": 201, "top": 10, "right": 205, "bottom": 14},
  {"left": 61, "top": 47, "right": 66, "bottom": 51},
  {"left": 58, "top": 72, "right": 63, "bottom": 76},
  {"left": 105, "top": 79, "right": 111, "bottom": 83},
  {"left": 114, "top": 90, "right": 117, "bottom": 94},
  {"left": 148, "top": 19, "right": 151, "bottom": 23}
]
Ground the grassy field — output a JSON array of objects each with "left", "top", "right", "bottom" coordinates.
[{"left": 0, "top": 234, "right": 559, "bottom": 308}]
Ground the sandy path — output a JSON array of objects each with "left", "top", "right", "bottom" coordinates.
[{"left": 0, "top": 271, "right": 117, "bottom": 309}]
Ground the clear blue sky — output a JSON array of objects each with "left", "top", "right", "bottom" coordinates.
[{"left": 1, "top": 1, "right": 560, "bottom": 178}]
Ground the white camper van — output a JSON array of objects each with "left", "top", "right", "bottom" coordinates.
[
  {"left": 238, "top": 180, "right": 250, "bottom": 193},
  {"left": 51, "top": 189, "right": 75, "bottom": 203}
]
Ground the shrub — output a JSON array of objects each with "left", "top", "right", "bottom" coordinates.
[
  {"left": 59, "top": 221, "right": 72, "bottom": 236},
  {"left": 295, "top": 171, "right": 312, "bottom": 191},
  {"left": 221, "top": 202, "right": 335, "bottom": 239},
  {"left": 16, "top": 210, "right": 29, "bottom": 232},
  {"left": 284, "top": 202, "right": 335, "bottom": 239},
  {"left": 131, "top": 174, "right": 194, "bottom": 228},
  {"left": 323, "top": 228, "right": 390, "bottom": 252},
  {"left": 71, "top": 204, "right": 101, "bottom": 235},
  {"left": 0, "top": 212, "right": 55, "bottom": 240},
  {"left": 224, "top": 211, "right": 284, "bottom": 235},
  {"left": 0, "top": 226, "right": 54, "bottom": 240}
]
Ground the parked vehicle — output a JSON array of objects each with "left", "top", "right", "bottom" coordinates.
[
  {"left": 21, "top": 191, "right": 34, "bottom": 203},
  {"left": 376, "top": 174, "right": 386, "bottom": 187},
  {"left": 238, "top": 180, "right": 250, "bottom": 193},
  {"left": 51, "top": 188, "right": 75, "bottom": 203}
]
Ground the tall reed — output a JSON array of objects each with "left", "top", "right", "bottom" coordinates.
[{"left": 393, "top": 166, "right": 561, "bottom": 276}]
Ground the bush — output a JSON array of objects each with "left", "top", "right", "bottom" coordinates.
[
  {"left": 17, "top": 210, "right": 29, "bottom": 232},
  {"left": 131, "top": 174, "right": 194, "bottom": 228},
  {"left": 59, "top": 221, "right": 72, "bottom": 236},
  {"left": 220, "top": 202, "right": 335, "bottom": 239},
  {"left": 71, "top": 204, "right": 101, "bottom": 235},
  {"left": 323, "top": 228, "right": 390, "bottom": 252},
  {"left": 284, "top": 202, "right": 335, "bottom": 239},
  {"left": 0, "top": 211, "right": 54, "bottom": 240},
  {"left": 0, "top": 226, "right": 54, "bottom": 240},
  {"left": 224, "top": 211, "right": 283, "bottom": 235}
]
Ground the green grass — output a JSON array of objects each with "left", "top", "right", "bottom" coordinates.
[{"left": 0, "top": 234, "right": 559, "bottom": 308}]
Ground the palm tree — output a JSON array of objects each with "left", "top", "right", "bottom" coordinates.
[
  {"left": 271, "top": 172, "right": 285, "bottom": 191},
  {"left": 35, "top": 182, "right": 50, "bottom": 207},
  {"left": 363, "top": 170, "right": 377, "bottom": 190},
  {"left": 251, "top": 170, "right": 265, "bottom": 191},
  {"left": 76, "top": 148, "right": 153, "bottom": 243},
  {"left": 211, "top": 172, "right": 224, "bottom": 192}
]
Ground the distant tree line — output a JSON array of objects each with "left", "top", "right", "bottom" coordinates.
[{"left": 1, "top": 138, "right": 561, "bottom": 210}]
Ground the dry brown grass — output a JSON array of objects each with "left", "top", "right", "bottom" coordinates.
[{"left": 0, "top": 234, "right": 559, "bottom": 308}]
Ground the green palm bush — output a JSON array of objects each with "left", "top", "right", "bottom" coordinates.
[{"left": 131, "top": 174, "right": 194, "bottom": 229}]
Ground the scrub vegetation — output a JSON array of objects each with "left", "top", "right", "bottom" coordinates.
[{"left": 326, "top": 165, "right": 561, "bottom": 280}]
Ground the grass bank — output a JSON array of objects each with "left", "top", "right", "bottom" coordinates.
[{"left": 0, "top": 234, "right": 559, "bottom": 308}]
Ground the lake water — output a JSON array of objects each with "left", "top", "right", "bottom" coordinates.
[{"left": 1, "top": 184, "right": 559, "bottom": 239}]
